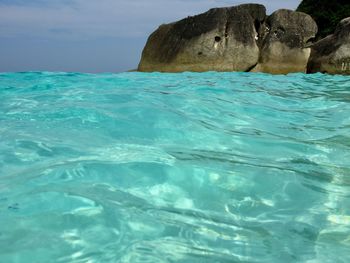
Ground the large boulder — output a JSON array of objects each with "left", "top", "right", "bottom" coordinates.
[
  {"left": 251, "top": 10, "right": 318, "bottom": 74},
  {"left": 307, "top": 18, "right": 350, "bottom": 74},
  {"left": 138, "top": 4, "right": 266, "bottom": 72}
]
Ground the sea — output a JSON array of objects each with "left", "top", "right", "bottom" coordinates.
[{"left": 0, "top": 71, "right": 349, "bottom": 262}]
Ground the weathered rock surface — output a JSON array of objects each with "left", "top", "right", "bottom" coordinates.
[
  {"left": 307, "top": 18, "right": 350, "bottom": 74},
  {"left": 138, "top": 4, "right": 318, "bottom": 74},
  {"left": 138, "top": 4, "right": 266, "bottom": 72},
  {"left": 252, "top": 9, "right": 318, "bottom": 74}
]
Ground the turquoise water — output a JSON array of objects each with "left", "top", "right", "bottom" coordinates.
[{"left": 0, "top": 72, "right": 349, "bottom": 262}]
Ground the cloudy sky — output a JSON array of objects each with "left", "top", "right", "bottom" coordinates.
[{"left": 0, "top": 0, "right": 300, "bottom": 73}]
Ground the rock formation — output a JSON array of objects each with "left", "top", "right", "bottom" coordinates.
[
  {"left": 138, "top": 4, "right": 318, "bottom": 74},
  {"left": 138, "top": 4, "right": 266, "bottom": 72},
  {"left": 251, "top": 9, "right": 317, "bottom": 74},
  {"left": 307, "top": 18, "right": 350, "bottom": 74}
]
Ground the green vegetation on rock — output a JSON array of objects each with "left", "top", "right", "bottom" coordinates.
[{"left": 297, "top": 0, "right": 350, "bottom": 38}]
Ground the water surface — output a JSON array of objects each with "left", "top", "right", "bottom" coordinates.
[{"left": 0, "top": 72, "right": 349, "bottom": 262}]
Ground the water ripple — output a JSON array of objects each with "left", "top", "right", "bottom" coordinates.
[{"left": 0, "top": 72, "right": 350, "bottom": 262}]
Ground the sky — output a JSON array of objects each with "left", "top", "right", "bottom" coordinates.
[{"left": 0, "top": 0, "right": 300, "bottom": 73}]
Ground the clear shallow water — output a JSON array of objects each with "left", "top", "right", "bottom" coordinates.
[{"left": 0, "top": 71, "right": 349, "bottom": 262}]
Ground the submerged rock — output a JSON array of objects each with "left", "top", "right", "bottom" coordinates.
[
  {"left": 252, "top": 9, "right": 317, "bottom": 74},
  {"left": 138, "top": 4, "right": 266, "bottom": 72},
  {"left": 307, "top": 18, "right": 350, "bottom": 74}
]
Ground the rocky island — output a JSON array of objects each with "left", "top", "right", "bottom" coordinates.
[{"left": 138, "top": 3, "right": 350, "bottom": 75}]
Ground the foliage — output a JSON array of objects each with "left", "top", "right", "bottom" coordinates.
[{"left": 297, "top": 0, "right": 350, "bottom": 38}]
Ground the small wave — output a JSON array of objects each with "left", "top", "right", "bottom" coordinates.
[{"left": 0, "top": 72, "right": 349, "bottom": 262}]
